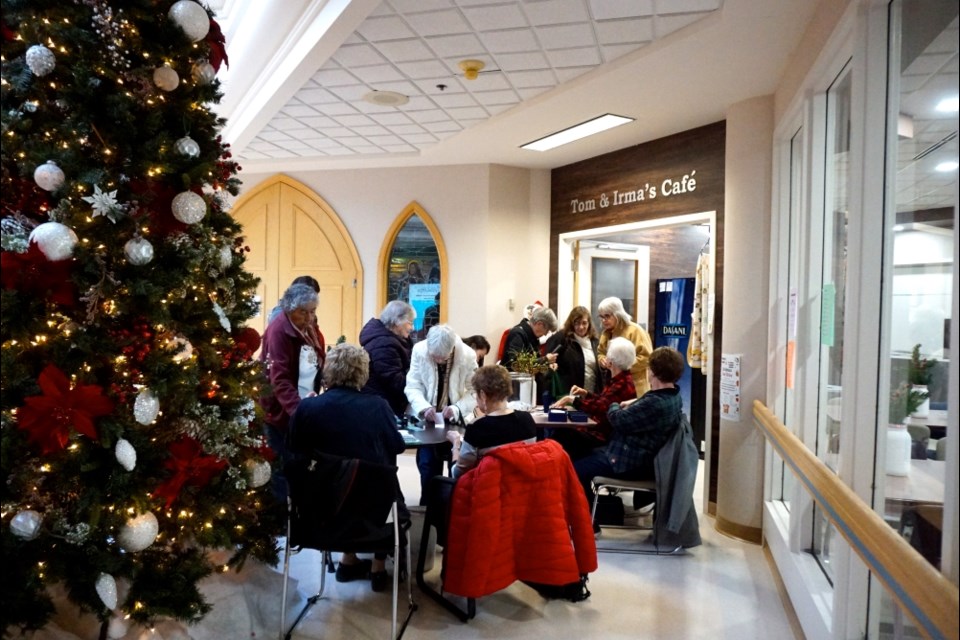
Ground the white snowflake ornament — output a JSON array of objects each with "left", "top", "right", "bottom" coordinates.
[{"left": 82, "top": 184, "right": 122, "bottom": 222}]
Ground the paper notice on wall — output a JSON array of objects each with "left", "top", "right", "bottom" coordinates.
[{"left": 720, "top": 353, "right": 742, "bottom": 421}]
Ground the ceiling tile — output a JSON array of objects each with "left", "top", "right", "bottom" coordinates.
[
  {"left": 517, "top": 86, "right": 553, "bottom": 100},
  {"left": 536, "top": 23, "right": 597, "bottom": 49},
  {"left": 369, "top": 112, "right": 415, "bottom": 126},
  {"left": 658, "top": 0, "right": 722, "bottom": 14},
  {"left": 401, "top": 133, "right": 439, "bottom": 144},
  {"left": 350, "top": 124, "right": 392, "bottom": 136},
  {"left": 588, "top": 0, "right": 654, "bottom": 20},
  {"left": 374, "top": 38, "right": 436, "bottom": 62},
  {"left": 595, "top": 17, "right": 653, "bottom": 44},
  {"left": 434, "top": 92, "right": 480, "bottom": 108},
  {"left": 479, "top": 28, "right": 540, "bottom": 53},
  {"left": 656, "top": 12, "right": 710, "bottom": 37},
  {"left": 310, "top": 68, "right": 361, "bottom": 87},
  {"left": 424, "top": 33, "right": 486, "bottom": 58},
  {"left": 525, "top": 0, "right": 591, "bottom": 26},
  {"left": 390, "top": 0, "right": 455, "bottom": 12},
  {"left": 405, "top": 108, "right": 451, "bottom": 123},
  {"left": 396, "top": 59, "right": 453, "bottom": 79},
  {"left": 506, "top": 68, "right": 558, "bottom": 88},
  {"left": 555, "top": 65, "right": 593, "bottom": 82},
  {"left": 356, "top": 15, "right": 417, "bottom": 41},
  {"left": 334, "top": 114, "right": 378, "bottom": 127},
  {"left": 446, "top": 106, "right": 490, "bottom": 120},
  {"left": 405, "top": 9, "right": 472, "bottom": 37},
  {"left": 602, "top": 43, "right": 645, "bottom": 61},
  {"left": 423, "top": 121, "right": 463, "bottom": 133},
  {"left": 333, "top": 43, "right": 389, "bottom": 67},
  {"left": 462, "top": 4, "right": 529, "bottom": 31},
  {"left": 316, "top": 102, "right": 361, "bottom": 116},
  {"left": 298, "top": 116, "right": 338, "bottom": 128},
  {"left": 351, "top": 64, "right": 406, "bottom": 84},
  {"left": 493, "top": 51, "right": 551, "bottom": 72},
  {"left": 281, "top": 104, "right": 322, "bottom": 118},
  {"left": 474, "top": 89, "right": 521, "bottom": 106},
  {"left": 296, "top": 88, "right": 341, "bottom": 105},
  {"left": 547, "top": 46, "right": 602, "bottom": 68}
]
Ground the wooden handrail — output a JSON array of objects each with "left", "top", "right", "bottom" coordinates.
[{"left": 753, "top": 400, "right": 958, "bottom": 640}]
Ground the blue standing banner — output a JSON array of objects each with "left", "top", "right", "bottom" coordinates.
[{"left": 655, "top": 278, "right": 696, "bottom": 415}]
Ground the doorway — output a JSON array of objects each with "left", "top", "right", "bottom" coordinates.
[{"left": 557, "top": 211, "right": 715, "bottom": 456}]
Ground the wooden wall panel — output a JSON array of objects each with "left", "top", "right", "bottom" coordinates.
[{"left": 549, "top": 121, "right": 726, "bottom": 507}]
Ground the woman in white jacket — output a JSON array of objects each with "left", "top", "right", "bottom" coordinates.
[{"left": 405, "top": 324, "right": 478, "bottom": 503}]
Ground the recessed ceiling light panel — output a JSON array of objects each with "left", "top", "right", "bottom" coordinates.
[
  {"left": 521, "top": 114, "right": 634, "bottom": 152},
  {"left": 363, "top": 90, "right": 409, "bottom": 107}
]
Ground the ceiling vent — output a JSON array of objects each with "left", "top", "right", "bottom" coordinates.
[{"left": 362, "top": 90, "right": 409, "bottom": 107}]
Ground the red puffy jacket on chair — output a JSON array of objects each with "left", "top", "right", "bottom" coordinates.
[{"left": 442, "top": 439, "right": 598, "bottom": 598}]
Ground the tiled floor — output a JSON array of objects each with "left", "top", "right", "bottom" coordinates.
[{"left": 262, "top": 452, "right": 803, "bottom": 640}]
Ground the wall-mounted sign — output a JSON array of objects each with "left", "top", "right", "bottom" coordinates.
[
  {"left": 569, "top": 170, "right": 699, "bottom": 213},
  {"left": 720, "top": 353, "right": 742, "bottom": 422}
]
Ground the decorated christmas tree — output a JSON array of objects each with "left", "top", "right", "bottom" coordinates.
[{"left": 1, "top": 1, "right": 282, "bottom": 635}]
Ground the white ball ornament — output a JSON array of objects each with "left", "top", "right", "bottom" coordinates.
[
  {"left": 10, "top": 509, "right": 43, "bottom": 540},
  {"left": 191, "top": 61, "right": 216, "bottom": 85},
  {"left": 153, "top": 65, "right": 180, "bottom": 91},
  {"left": 33, "top": 160, "right": 65, "bottom": 191},
  {"left": 124, "top": 237, "right": 154, "bottom": 265},
  {"left": 133, "top": 388, "right": 160, "bottom": 425},
  {"left": 25, "top": 44, "right": 56, "bottom": 76},
  {"left": 115, "top": 438, "right": 137, "bottom": 471},
  {"left": 29, "top": 222, "right": 78, "bottom": 260},
  {"left": 168, "top": 1, "right": 210, "bottom": 42},
  {"left": 174, "top": 136, "right": 200, "bottom": 158},
  {"left": 171, "top": 191, "right": 206, "bottom": 224},
  {"left": 96, "top": 573, "right": 118, "bottom": 610},
  {"left": 245, "top": 459, "right": 272, "bottom": 488},
  {"left": 118, "top": 511, "right": 159, "bottom": 553}
]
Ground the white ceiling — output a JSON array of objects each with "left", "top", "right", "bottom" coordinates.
[{"left": 210, "top": 0, "right": 818, "bottom": 172}]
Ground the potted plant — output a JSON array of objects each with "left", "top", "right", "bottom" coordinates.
[
  {"left": 907, "top": 344, "right": 936, "bottom": 417},
  {"left": 506, "top": 349, "right": 547, "bottom": 409}
]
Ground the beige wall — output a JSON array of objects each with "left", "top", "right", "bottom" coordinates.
[{"left": 236, "top": 164, "right": 550, "bottom": 346}]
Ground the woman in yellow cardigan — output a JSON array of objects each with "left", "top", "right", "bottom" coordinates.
[{"left": 596, "top": 296, "right": 653, "bottom": 397}]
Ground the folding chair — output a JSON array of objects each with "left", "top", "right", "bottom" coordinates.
[
  {"left": 591, "top": 414, "right": 701, "bottom": 555},
  {"left": 591, "top": 476, "right": 683, "bottom": 555},
  {"left": 280, "top": 452, "right": 417, "bottom": 639}
]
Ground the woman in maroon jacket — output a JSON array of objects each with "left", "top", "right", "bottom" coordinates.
[{"left": 259, "top": 283, "right": 323, "bottom": 499}]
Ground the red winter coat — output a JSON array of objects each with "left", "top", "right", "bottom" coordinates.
[{"left": 443, "top": 439, "right": 598, "bottom": 598}]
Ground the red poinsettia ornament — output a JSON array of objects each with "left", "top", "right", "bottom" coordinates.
[
  {"left": 17, "top": 364, "right": 114, "bottom": 454},
  {"left": 153, "top": 436, "right": 228, "bottom": 508}
]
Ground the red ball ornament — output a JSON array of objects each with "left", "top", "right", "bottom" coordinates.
[{"left": 234, "top": 327, "right": 261, "bottom": 353}]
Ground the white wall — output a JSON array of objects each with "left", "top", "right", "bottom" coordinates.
[{"left": 236, "top": 163, "right": 551, "bottom": 344}]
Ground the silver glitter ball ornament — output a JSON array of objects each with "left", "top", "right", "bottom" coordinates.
[
  {"left": 168, "top": 0, "right": 210, "bottom": 42},
  {"left": 174, "top": 136, "right": 200, "bottom": 158},
  {"left": 171, "top": 191, "right": 206, "bottom": 224},
  {"left": 33, "top": 160, "right": 65, "bottom": 191},
  {"left": 133, "top": 388, "right": 160, "bottom": 425},
  {"left": 29, "top": 221, "right": 78, "bottom": 260},
  {"left": 153, "top": 65, "right": 180, "bottom": 91},
  {"left": 96, "top": 573, "right": 118, "bottom": 610},
  {"left": 10, "top": 510, "right": 43, "bottom": 540},
  {"left": 191, "top": 61, "right": 216, "bottom": 85},
  {"left": 118, "top": 511, "right": 158, "bottom": 552},
  {"left": 218, "top": 245, "right": 233, "bottom": 269},
  {"left": 25, "top": 44, "right": 56, "bottom": 76},
  {"left": 124, "top": 237, "right": 154, "bottom": 265},
  {"left": 245, "top": 459, "right": 272, "bottom": 488}
]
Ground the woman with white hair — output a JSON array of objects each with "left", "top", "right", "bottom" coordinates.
[
  {"left": 596, "top": 296, "right": 653, "bottom": 397},
  {"left": 404, "top": 324, "right": 478, "bottom": 503},
  {"left": 359, "top": 300, "right": 416, "bottom": 417},
  {"left": 550, "top": 337, "right": 638, "bottom": 460}
]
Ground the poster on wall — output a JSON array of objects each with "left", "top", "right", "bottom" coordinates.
[
  {"left": 655, "top": 277, "right": 695, "bottom": 414},
  {"left": 410, "top": 283, "right": 440, "bottom": 341},
  {"left": 720, "top": 353, "right": 741, "bottom": 421}
]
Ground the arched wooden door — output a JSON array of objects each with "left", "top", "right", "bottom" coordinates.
[{"left": 232, "top": 175, "right": 362, "bottom": 344}]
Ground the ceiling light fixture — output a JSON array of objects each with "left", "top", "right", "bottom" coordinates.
[
  {"left": 362, "top": 90, "right": 409, "bottom": 107},
  {"left": 521, "top": 114, "right": 634, "bottom": 152},
  {"left": 935, "top": 160, "right": 958, "bottom": 172},
  {"left": 935, "top": 96, "right": 958, "bottom": 113},
  {"left": 458, "top": 59, "right": 485, "bottom": 80}
]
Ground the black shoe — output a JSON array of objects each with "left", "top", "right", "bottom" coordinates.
[
  {"left": 370, "top": 570, "right": 389, "bottom": 592},
  {"left": 335, "top": 559, "right": 372, "bottom": 583}
]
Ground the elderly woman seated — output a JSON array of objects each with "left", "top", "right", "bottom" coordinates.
[
  {"left": 549, "top": 336, "right": 638, "bottom": 461},
  {"left": 453, "top": 365, "right": 537, "bottom": 479},
  {"left": 289, "top": 343, "right": 406, "bottom": 593}
]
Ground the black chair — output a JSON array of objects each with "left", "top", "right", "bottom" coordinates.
[
  {"left": 415, "top": 475, "right": 476, "bottom": 622},
  {"left": 280, "top": 452, "right": 417, "bottom": 639}
]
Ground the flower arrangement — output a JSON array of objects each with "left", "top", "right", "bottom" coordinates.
[
  {"left": 889, "top": 382, "right": 928, "bottom": 425},
  {"left": 508, "top": 348, "right": 549, "bottom": 375},
  {"left": 907, "top": 343, "right": 936, "bottom": 386}
]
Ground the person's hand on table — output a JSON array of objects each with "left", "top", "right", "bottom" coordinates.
[
  {"left": 570, "top": 385, "right": 587, "bottom": 397},
  {"left": 551, "top": 395, "right": 575, "bottom": 409},
  {"left": 421, "top": 407, "right": 438, "bottom": 423},
  {"left": 441, "top": 406, "right": 457, "bottom": 421}
]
